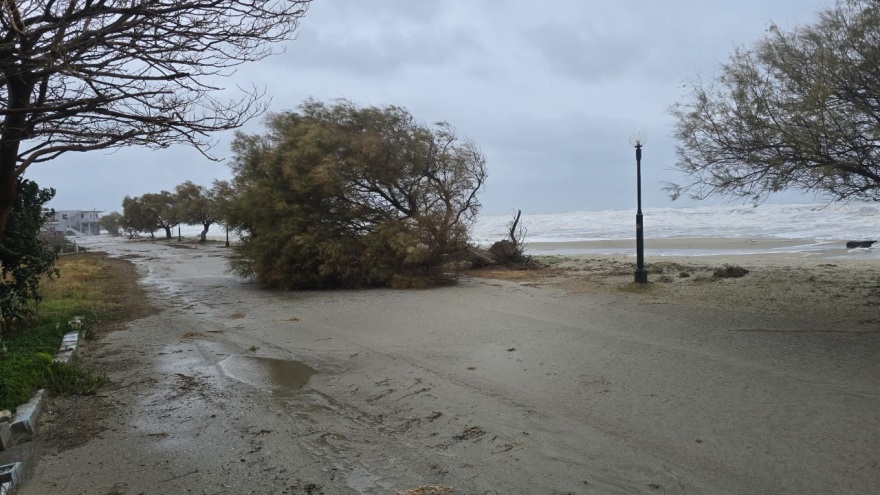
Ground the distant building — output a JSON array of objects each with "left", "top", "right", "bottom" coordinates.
[{"left": 50, "top": 209, "right": 103, "bottom": 235}]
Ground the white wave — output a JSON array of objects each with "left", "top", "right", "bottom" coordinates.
[{"left": 471, "top": 202, "right": 879, "bottom": 245}]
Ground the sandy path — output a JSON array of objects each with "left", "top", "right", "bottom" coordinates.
[{"left": 20, "top": 240, "right": 880, "bottom": 494}]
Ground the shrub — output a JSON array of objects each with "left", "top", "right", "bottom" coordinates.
[
  {"left": 713, "top": 264, "right": 749, "bottom": 278},
  {"left": 0, "top": 179, "right": 58, "bottom": 334}
]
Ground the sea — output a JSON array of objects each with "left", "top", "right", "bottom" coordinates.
[
  {"left": 471, "top": 201, "right": 880, "bottom": 259},
  {"left": 89, "top": 201, "right": 878, "bottom": 260}
]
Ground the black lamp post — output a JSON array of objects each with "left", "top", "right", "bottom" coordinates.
[{"left": 629, "top": 130, "right": 648, "bottom": 284}]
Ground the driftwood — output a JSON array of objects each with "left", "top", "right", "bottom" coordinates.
[{"left": 846, "top": 240, "right": 876, "bottom": 249}]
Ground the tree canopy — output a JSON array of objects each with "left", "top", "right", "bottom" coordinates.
[
  {"left": 0, "top": 0, "right": 312, "bottom": 240},
  {"left": 98, "top": 211, "right": 123, "bottom": 237},
  {"left": 227, "top": 99, "right": 487, "bottom": 289},
  {"left": 670, "top": 0, "right": 880, "bottom": 203},
  {"left": 175, "top": 181, "right": 217, "bottom": 242}
]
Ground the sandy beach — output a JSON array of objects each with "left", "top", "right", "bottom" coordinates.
[
  {"left": 478, "top": 237, "right": 880, "bottom": 328},
  {"left": 526, "top": 236, "right": 869, "bottom": 258}
]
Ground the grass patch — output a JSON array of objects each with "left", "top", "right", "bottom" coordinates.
[
  {"left": 44, "top": 360, "right": 106, "bottom": 396},
  {"left": 0, "top": 253, "right": 137, "bottom": 411}
]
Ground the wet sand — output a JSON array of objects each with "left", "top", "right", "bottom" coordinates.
[
  {"left": 525, "top": 236, "right": 873, "bottom": 259},
  {"left": 512, "top": 239, "right": 880, "bottom": 326},
  {"left": 19, "top": 239, "right": 880, "bottom": 495}
]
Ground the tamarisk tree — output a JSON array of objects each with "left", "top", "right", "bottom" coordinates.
[
  {"left": 227, "top": 99, "right": 487, "bottom": 289},
  {"left": 670, "top": 0, "right": 880, "bottom": 203},
  {"left": 0, "top": 0, "right": 312, "bottom": 240}
]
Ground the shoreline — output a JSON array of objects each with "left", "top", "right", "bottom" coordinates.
[{"left": 525, "top": 236, "right": 878, "bottom": 261}]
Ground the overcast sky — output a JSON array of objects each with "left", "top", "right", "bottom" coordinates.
[{"left": 29, "top": 0, "right": 829, "bottom": 216}]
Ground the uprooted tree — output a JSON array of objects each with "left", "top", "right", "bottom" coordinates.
[
  {"left": 487, "top": 209, "right": 528, "bottom": 265},
  {"left": 0, "top": 0, "right": 312, "bottom": 242},
  {"left": 669, "top": 0, "right": 880, "bottom": 203},
  {"left": 226, "top": 99, "right": 488, "bottom": 289}
]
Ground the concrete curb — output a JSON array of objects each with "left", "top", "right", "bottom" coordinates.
[
  {"left": 54, "top": 331, "right": 81, "bottom": 365},
  {"left": 1, "top": 329, "right": 82, "bottom": 493},
  {"left": 9, "top": 391, "right": 43, "bottom": 436},
  {"left": 9, "top": 330, "right": 81, "bottom": 436},
  {"left": 0, "top": 462, "right": 22, "bottom": 495}
]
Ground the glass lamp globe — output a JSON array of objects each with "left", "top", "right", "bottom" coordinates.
[{"left": 629, "top": 129, "right": 647, "bottom": 147}]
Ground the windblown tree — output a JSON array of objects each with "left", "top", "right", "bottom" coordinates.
[
  {"left": 98, "top": 211, "right": 123, "bottom": 236},
  {"left": 175, "top": 181, "right": 216, "bottom": 242},
  {"left": 227, "top": 99, "right": 487, "bottom": 289},
  {"left": 210, "top": 179, "right": 235, "bottom": 245},
  {"left": 670, "top": 0, "right": 880, "bottom": 203},
  {"left": 141, "top": 191, "right": 178, "bottom": 239},
  {"left": 121, "top": 195, "right": 154, "bottom": 237},
  {"left": 0, "top": 0, "right": 312, "bottom": 241}
]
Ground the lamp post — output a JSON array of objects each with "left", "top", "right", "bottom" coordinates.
[{"left": 629, "top": 130, "right": 648, "bottom": 284}]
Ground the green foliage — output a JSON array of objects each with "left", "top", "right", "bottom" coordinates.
[
  {"left": 121, "top": 195, "right": 154, "bottom": 238},
  {"left": 175, "top": 181, "right": 217, "bottom": 242},
  {"left": 0, "top": 317, "right": 105, "bottom": 410},
  {"left": 43, "top": 361, "right": 106, "bottom": 397},
  {"left": 121, "top": 191, "right": 179, "bottom": 239},
  {"left": 713, "top": 264, "right": 750, "bottom": 279},
  {"left": 98, "top": 212, "right": 123, "bottom": 236},
  {"left": 227, "top": 99, "right": 487, "bottom": 289},
  {"left": 142, "top": 191, "right": 179, "bottom": 239},
  {"left": 0, "top": 318, "right": 65, "bottom": 409},
  {"left": 670, "top": 0, "right": 880, "bottom": 203},
  {"left": 0, "top": 179, "right": 58, "bottom": 334}
]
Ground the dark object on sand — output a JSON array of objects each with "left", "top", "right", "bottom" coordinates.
[{"left": 846, "top": 240, "right": 876, "bottom": 249}]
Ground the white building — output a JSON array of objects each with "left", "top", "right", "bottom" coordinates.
[{"left": 51, "top": 210, "right": 103, "bottom": 235}]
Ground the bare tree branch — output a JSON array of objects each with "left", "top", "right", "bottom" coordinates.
[
  {"left": 0, "top": 0, "right": 311, "bottom": 238},
  {"left": 670, "top": 0, "right": 880, "bottom": 204}
]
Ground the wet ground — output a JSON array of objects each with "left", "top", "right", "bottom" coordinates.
[{"left": 17, "top": 240, "right": 880, "bottom": 494}]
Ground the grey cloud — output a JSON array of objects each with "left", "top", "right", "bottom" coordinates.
[
  {"left": 285, "top": 27, "right": 481, "bottom": 77},
  {"left": 526, "top": 24, "right": 643, "bottom": 82},
  {"left": 322, "top": 0, "right": 445, "bottom": 24}
]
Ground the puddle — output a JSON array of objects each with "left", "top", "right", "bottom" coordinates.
[{"left": 219, "top": 355, "right": 317, "bottom": 397}]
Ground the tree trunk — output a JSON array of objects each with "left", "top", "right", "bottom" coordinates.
[
  {"left": 0, "top": 160, "right": 16, "bottom": 243},
  {"left": 164, "top": 226, "right": 172, "bottom": 239},
  {"left": 0, "top": 74, "right": 34, "bottom": 242},
  {"left": 201, "top": 223, "right": 210, "bottom": 243}
]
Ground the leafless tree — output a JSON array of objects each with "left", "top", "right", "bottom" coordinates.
[{"left": 0, "top": 0, "right": 312, "bottom": 239}]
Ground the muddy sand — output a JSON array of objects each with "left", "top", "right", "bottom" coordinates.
[{"left": 11, "top": 238, "right": 880, "bottom": 494}]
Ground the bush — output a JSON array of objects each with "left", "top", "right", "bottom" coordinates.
[
  {"left": 0, "top": 179, "right": 58, "bottom": 334},
  {"left": 713, "top": 264, "right": 749, "bottom": 278}
]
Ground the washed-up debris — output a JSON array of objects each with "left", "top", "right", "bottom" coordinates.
[
  {"left": 395, "top": 484, "right": 455, "bottom": 495},
  {"left": 454, "top": 425, "right": 486, "bottom": 441}
]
